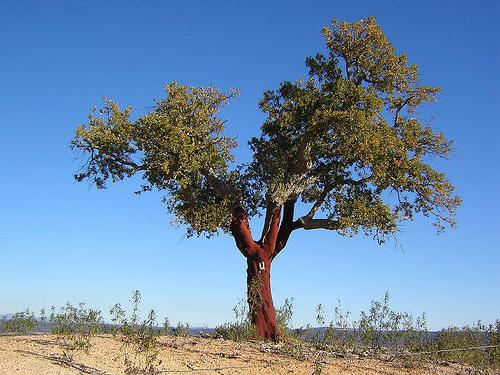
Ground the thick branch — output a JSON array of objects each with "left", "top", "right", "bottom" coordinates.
[
  {"left": 230, "top": 206, "right": 258, "bottom": 258},
  {"left": 273, "top": 198, "right": 299, "bottom": 259},
  {"left": 260, "top": 204, "right": 282, "bottom": 256},
  {"left": 294, "top": 217, "right": 340, "bottom": 231}
]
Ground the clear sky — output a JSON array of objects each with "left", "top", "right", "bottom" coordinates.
[{"left": 1, "top": 0, "right": 499, "bottom": 330}]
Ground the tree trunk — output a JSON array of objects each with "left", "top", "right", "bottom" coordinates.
[
  {"left": 246, "top": 255, "right": 279, "bottom": 340},
  {"left": 230, "top": 204, "right": 293, "bottom": 341}
]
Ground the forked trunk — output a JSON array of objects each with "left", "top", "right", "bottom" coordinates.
[
  {"left": 230, "top": 204, "right": 292, "bottom": 340},
  {"left": 246, "top": 255, "right": 279, "bottom": 340}
]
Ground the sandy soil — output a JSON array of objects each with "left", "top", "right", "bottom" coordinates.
[{"left": 0, "top": 334, "right": 476, "bottom": 375}]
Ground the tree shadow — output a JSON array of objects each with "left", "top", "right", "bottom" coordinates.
[{"left": 15, "top": 349, "right": 108, "bottom": 375}]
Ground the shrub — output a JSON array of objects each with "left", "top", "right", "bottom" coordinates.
[
  {"left": 323, "top": 301, "right": 357, "bottom": 353},
  {"left": 436, "top": 321, "right": 490, "bottom": 370},
  {"left": 213, "top": 298, "right": 255, "bottom": 341},
  {"left": 487, "top": 320, "right": 500, "bottom": 368},
  {"left": 276, "top": 298, "right": 294, "bottom": 340},
  {"left": 162, "top": 317, "right": 171, "bottom": 336},
  {"left": 110, "top": 290, "right": 162, "bottom": 374},
  {"left": 357, "top": 292, "right": 429, "bottom": 353},
  {"left": 173, "top": 322, "right": 189, "bottom": 337},
  {"left": 2, "top": 309, "right": 37, "bottom": 335},
  {"left": 49, "top": 303, "right": 102, "bottom": 361}
]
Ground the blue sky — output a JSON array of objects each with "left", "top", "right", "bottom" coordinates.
[{"left": 1, "top": 0, "right": 499, "bottom": 330}]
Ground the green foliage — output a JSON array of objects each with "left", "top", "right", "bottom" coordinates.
[
  {"left": 2, "top": 309, "right": 37, "bottom": 335},
  {"left": 322, "top": 301, "right": 357, "bottom": 352},
  {"left": 72, "top": 84, "right": 242, "bottom": 237},
  {"left": 357, "top": 292, "right": 428, "bottom": 351},
  {"left": 435, "top": 321, "right": 497, "bottom": 371},
  {"left": 162, "top": 317, "right": 171, "bottom": 336},
  {"left": 251, "top": 16, "right": 460, "bottom": 239},
  {"left": 214, "top": 299, "right": 256, "bottom": 341},
  {"left": 109, "top": 290, "right": 162, "bottom": 374},
  {"left": 312, "top": 359, "right": 323, "bottom": 375},
  {"left": 276, "top": 298, "right": 294, "bottom": 339},
  {"left": 72, "top": 17, "right": 460, "bottom": 243},
  {"left": 49, "top": 303, "right": 102, "bottom": 361},
  {"left": 172, "top": 322, "right": 189, "bottom": 337},
  {"left": 247, "top": 274, "right": 263, "bottom": 316},
  {"left": 488, "top": 320, "right": 500, "bottom": 367}
]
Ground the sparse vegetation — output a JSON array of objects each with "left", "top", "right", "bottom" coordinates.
[
  {"left": 214, "top": 298, "right": 256, "bottom": 341},
  {"left": 357, "top": 292, "right": 429, "bottom": 353},
  {"left": 276, "top": 298, "right": 294, "bottom": 340},
  {"left": 172, "top": 321, "right": 189, "bottom": 337},
  {"left": 432, "top": 320, "right": 500, "bottom": 372},
  {"left": 2, "top": 292, "right": 498, "bottom": 374},
  {"left": 2, "top": 309, "right": 37, "bottom": 335},
  {"left": 49, "top": 302, "right": 102, "bottom": 362},
  {"left": 109, "top": 290, "right": 162, "bottom": 374}
]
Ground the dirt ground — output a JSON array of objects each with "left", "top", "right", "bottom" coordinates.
[{"left": 0, "top": 334, "right": 482, "bottom": 375}]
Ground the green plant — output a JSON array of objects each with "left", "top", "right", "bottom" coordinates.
[
  {"left": 49, "top": 303, "right": 102, "bottom": 362},
  {"left": 162, "top": 317, "right": 171, "bottom": 336},
  {"left": 401, "top": 312, "right": 429, "bottom": 352},
  {"left": 2, "top": 309, "right": 37, "bottom": 335},
  {"left": 276, "top": 298, "right": 294, "bottom": 340},
  {"left": 72, "top": 16, "right": 461, "bottom": 340},
  {"left": 357, "top": 292, "right": 429, "bottom": 353},
  {"left": 487, "top": 319, "right": 500, "bottom": 368},
  {"left": 173, "top": 322, "right": 189, "bottom": 337},
  {"left": 436, "top": 321, "right": 490, "bottom": 371},
  {"left": 323, "top": 300, "right": 357, "bottom": 353},
  {"left": 214, "top": 298, "right": 256, "bottom": 341},
  {"left": 312, "top": 358, "right": 323, "bottom": 375},
  {"left": 110, "top": 291, "right": 162, "bottom": 374}
]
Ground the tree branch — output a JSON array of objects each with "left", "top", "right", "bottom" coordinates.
[
  {"left": 260, "top": 204, "right": 282, "bottom": 256},
  {"left": 230, "top": 206, "right": 258, "bottom": 258},
  {"left": 273, "top": 197, "right": 298, "bottom": 259},
  {"left": 294, "top": 217, "right": 340, "bottom": 231},
  {"left": 302, "top": 187, "right": 330, "bottom": 221},
  {"left": 393, "top": 96, "right": 413, "bottom": 127}
]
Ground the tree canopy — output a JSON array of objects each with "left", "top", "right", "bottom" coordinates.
[{"left": 72, "top": 17, "right": 461, "bottom": 244}]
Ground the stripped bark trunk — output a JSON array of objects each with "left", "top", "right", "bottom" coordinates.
[
  {"left": 229, "top": 204, "right": 294, "bottom": 340},
  {"left": 246, "top": 254, "right": 278, "bottom": 340}
]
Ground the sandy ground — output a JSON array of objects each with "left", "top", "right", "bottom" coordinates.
[{"left": 0, "top": 334, "right": 479, "bottom": 375}]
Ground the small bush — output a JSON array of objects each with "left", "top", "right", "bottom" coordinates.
[
  {"left": 2, "top": 309, "right": 38, "bottom": 335},
  {"left": 49, "top": 303, "right": 102, "bottom": 361},
  {"left": 110, "top": 290, "right": 162, "bottom": 374},
  {"left": 323, "top": 301, "right": 357, "bottom": 353},
  {"left": 173, "top": 322, "right": 189, "bottom": 337},
  {"left": 276, "top": 298, "right": 294, "bottom": 340},
  {"left": 213, "top": 298, "right": 257, "bottom": 341},
  {"left": 436, "top": 321, "right": 490, "bottom": 370},
  {"left": 487, "top": 320, "right": 500, "bottom": 368},
  {"left": 358, "top": 292, "right": 429, "bottom": 353},
  {"left": 162, "top": 317, "right": 171, "bottom": 336}
]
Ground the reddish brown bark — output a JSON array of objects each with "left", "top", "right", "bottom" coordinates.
[
  {"left": 246, "top": 253, "right": 278, "bottom": 340},
  {"left": 229, "top": 204, "right": 292, "bottom": 340}
]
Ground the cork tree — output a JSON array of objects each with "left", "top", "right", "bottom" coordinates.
[{"left": 71, "top": 17, "right": 461, "bottom": 340}]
